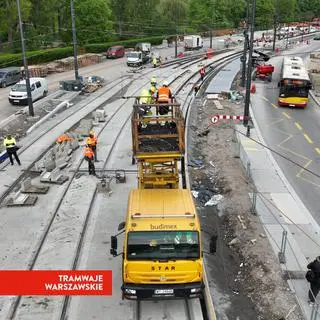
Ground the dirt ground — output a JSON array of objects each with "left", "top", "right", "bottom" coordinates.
[{"left": 187, "top": 79, "right": 305, "bottom": 319}]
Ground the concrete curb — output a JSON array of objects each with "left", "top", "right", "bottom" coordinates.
[
  {"left": 184, "top": 95, "right": 217, "bottom": 320},
  {"left": 309, "top": 89, "right": 320, "bottom": 107}
]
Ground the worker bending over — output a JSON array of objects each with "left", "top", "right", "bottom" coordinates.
[{"left": 56, "top": 132, "right": 72, "bottom": 144}]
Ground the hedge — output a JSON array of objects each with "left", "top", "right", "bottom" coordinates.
[{"left": 0, "top": 35, "right": 166, "bottom": 68}]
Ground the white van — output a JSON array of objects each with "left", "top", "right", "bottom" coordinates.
[{"left": 8, "top": 77, "right": 48, "bottom": 105}]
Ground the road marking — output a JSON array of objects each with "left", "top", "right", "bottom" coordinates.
[
  {"left": 271, "top": 103, "right": 278, "bottom": 109},
  {"left": 295, "top": 122, "right": 302, "bottom": 131},
  {"left": 303, "top": 134, "right": 313, "bottom": 144},
  {"left": 282, "top": 112, "right": 291, "bottom": 119},
  {"left": 315, "top": 148, "right": 320, "bottom": 155},
  {"left": 296, "top": 159, "right": 320, "bottom": 188},
  {"left": 244, "top": 147, "right": 259, "bottom": 151},
  {"left": 297, "top": 159, "right": 313, "bottom": 178},
  {"left": 262, "top": 96, "right": 269, "bottom": 102}
]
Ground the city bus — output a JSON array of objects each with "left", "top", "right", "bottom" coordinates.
[{"left": 278, "top": 56, "right": 312, "bottom": 108}]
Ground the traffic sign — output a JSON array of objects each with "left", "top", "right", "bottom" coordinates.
[{"left": 211, "top": 115, "right": 219, "bottom": 124}]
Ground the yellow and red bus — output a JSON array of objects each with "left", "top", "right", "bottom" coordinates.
[{"left": 278, "top": 56, "right": 312, "bottom": 108}]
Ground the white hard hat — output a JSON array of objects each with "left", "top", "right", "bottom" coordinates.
[{"left": 163, "top": 81, "right": 169, "bottom": 87}]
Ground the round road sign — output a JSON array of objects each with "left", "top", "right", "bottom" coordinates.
[{"left": 211, "top": 115, "right": 219, "bottom": 124}]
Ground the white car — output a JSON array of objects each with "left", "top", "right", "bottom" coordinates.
[{"left": 9, "top": 77, "right": 48, "bottom": 105}]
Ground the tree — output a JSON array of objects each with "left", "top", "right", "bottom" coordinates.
[
  {"left": 255, "top": 0, "right": 274, "bottom": 29},
  {"left": 0, "top": 0, "right": 31, "bottom": 50}
]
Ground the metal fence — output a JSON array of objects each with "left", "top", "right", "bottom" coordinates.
[{"left": 232, "top": 127, "right": 320, "bottom": 320}]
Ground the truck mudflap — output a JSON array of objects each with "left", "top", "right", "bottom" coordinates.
[{"left": 121, "top": 282, "right": 204, "bottom": 300}]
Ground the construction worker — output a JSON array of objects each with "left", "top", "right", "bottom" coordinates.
[
  {"left": 152, "top": 56, "right": 158, "bottom": 68},
  {"left": 200, "top": 65, "right": 206, "bottom": 81},
  {"left": 84, "top": 145, "right": 95, "bottom": 175},
  {"left": 56, "top": 132, "right": 72, "bottom": 144},
  {"left": 86, "top": 130, "right": 98, "bottom": 162},
  {"left": 3, "top": 134, "right": 21, "bottom": 166},
  {"left": 150, "top": 76, "right": 157, "bottom": 91},
  {"left": 139, "top": 89, "right": 153, "bottom": 128},
  {"left": 139, "top": 88, "right": 152, "bottom": 105},
  {"left": 156, "top": 81, "right": 173, "bottom": 116}
]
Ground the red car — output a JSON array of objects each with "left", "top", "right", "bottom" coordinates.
[{"left": 105, "top": 46, "right": 125, "bottom": 59}]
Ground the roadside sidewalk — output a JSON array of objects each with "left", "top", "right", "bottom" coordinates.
[
  {"left": 309, "top": 90, "right": 320, "bottom": 107},
  {"left": 235, "top": 109, "right": 320, "bottom": 319}
]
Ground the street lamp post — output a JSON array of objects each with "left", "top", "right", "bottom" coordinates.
[
  {"left": 243, "top": 0, "right": 256, "bottom": 136},
  {"left": 70, "top": 0, "right": 79, "bottom": 80},
  {"left": 272, "top": 0, "right": 279, "bottom": 52},
  {"left": 16, "top": 0, "right": 34, "bottom": 117},
  {"left": 241, "top": 2, "right": 250, "bottom": 88}
]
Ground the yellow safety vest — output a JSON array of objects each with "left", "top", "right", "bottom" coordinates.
[
  {"left": 3, "top": 137, "right": 17, "bottom": 148},
  {"left": 139, "top": 89, "right": 152, "bottom": 104}
]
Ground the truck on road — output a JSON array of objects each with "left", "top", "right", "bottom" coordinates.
[
  {"left": 184, "top": 35, "right": 203, "bottom": 51},
  {"left": 113, "top": 188, "right": 204, "bottom": 300},
  {"left": 110, "top": 100, "right": 212, "bottom": 300},
  {"left": 126, "top": 42, "right": 151, "bottom": 67},
  {"left": 126, "top": 51, "right": 149, "bottom": 67}
]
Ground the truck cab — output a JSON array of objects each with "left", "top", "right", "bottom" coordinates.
[
  {"left": 127, "top": 51, "right": 149, "bottom": 67},
  {"left": 114, "top": 189, "right": 204, "bottom": 300}
]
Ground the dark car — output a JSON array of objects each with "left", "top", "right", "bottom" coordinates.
[
  {"left": 105, "top": 46, "right": 125, "bottom": 59},
  {"left": 0, "top": 67, "right": 21, "bottom": 88}
]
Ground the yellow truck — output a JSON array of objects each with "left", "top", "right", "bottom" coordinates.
[{"left": 110, "top": 188, "right": 204, "bottom": 300}]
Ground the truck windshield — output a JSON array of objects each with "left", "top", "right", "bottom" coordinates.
[
  {"left": 127, "top": 231, "right": 200, "bottom": 260},
  {"left": 12, "top": 84, "right": 26, "bottom": 92},
  {"left": 128, "top": 52, "right": 140, "bottom": 58}
]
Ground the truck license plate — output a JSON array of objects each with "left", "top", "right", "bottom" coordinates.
[
  {"left": 14, "top": 100, "right": 19, "bottom": 103},
  {"left": 154, "top": 289, "right": 174, "bottom": 294}
]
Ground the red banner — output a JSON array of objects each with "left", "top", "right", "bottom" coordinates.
[{"left": 0, "top": 270, "right": 112, "bottom": 295}]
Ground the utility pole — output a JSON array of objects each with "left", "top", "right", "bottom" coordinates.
[
  {"left": 243, "top": 0, "right": 256, "bottom": 135},
  {"left": 272, "top": 0, "right": 279, "bottom": 52},
  {"left": 175, "top": 34, "right": 178, "bottom": 58},
  {"left": 241, "top": 2, "right": 250, "bottom": 88},
  {"left": 17, "top": 0, "right": 34, "bottom": 117},
  {"left": 210, "top": 29, "right": 213, "bottom": 49},
  {"left": 70, "top": 0, "right": 79, "bottom": 80}
]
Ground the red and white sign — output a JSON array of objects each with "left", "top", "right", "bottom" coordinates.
[
  {"left": 0, "top": 270, "right": 112, "bottom": 295},
  {"left": 210, "top": 114, "right": 248, "bottom": 125}
]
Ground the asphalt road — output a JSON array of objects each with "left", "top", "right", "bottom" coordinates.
[
  {"left": 251, "top": 40, "right": 320, "bottom": 223},
  {"left": 0, "top": 31, "right": 273, "bottom": 123}
]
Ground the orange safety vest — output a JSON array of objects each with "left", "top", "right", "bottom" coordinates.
[
  {"left": 84, "top": 147, "right": 94, "bottom": 159},
  {"left": 157, "top": 86, "right": 171, "bottom": 103},
  {"left": 86, "top": 136, "right": 97, "bottom": 147},
  {"left": 56, "top": 134, "right": 72, "bottom": 144}
]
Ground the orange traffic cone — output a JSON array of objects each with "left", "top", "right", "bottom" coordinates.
[{"left": 250, "top": 83, "right": 256, "bottom": 94}]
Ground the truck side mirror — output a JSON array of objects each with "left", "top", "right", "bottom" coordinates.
[
  {"left": 118, "top": 221, "right": 125, "bottom": 231},
  {"left": 111, "top": 236, "right": 118, "bottom": 250},
  {"left": 110, "top": 248, "right": 117, "bottom": 257}
]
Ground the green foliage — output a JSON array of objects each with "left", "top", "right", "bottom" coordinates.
[
  {"left": 0, "top": 35, "right": 165, "bottom": 68},
  {"left": 0, "top": 47, "right": 74, "bottom": 68},
  {"left": 0, "top": 0, "right": 316, "bottom": 60},
  {"left": 83, "top": 36, "right": 165, "bottom": 53}
]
